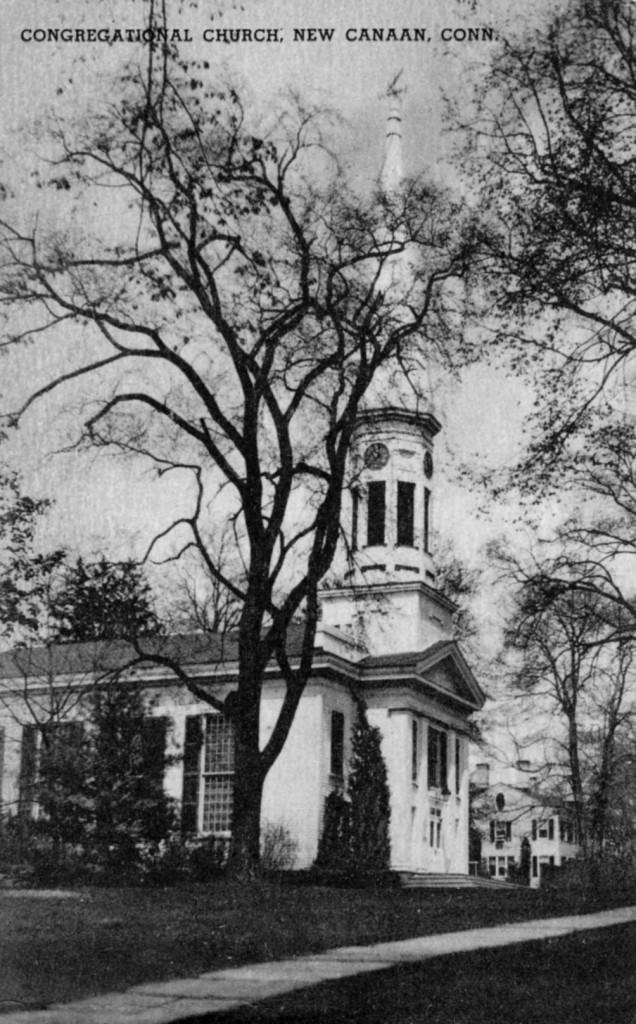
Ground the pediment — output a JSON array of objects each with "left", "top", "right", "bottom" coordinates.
[{"left": 415, "top": 644, "right": 485, "bottom": 709}]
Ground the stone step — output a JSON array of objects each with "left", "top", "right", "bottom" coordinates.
[{"left": 398, "top": 872, "right": 521, "bottom": 890}]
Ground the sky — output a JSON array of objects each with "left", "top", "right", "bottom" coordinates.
[{"left": 0, "top": 0, "right": 562, "bottom": 632}]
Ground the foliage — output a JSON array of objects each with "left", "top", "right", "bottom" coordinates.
[
  {"left": 316, "top": 701, "right": 391, "bottom": 872},
  {"left": 0, "top": 472, "right": 64, "bottom": 643},
  {"left": 466, "top": 0, "right": 636, "bottom": 483},
  {"left": 348, "top": 703, "right": 391, "bottom": 871},
  {"left": 49, "top": 556, "right": 162, "bottom": 643},
  {"left": 315, "top": 790, "right": 352, "bottom": 870},
  {"left": 260, "top": 821, "right": 298, "bottom": 872},
  {"left": 86, "top": 680, "right": 176, "bottom": 865}
]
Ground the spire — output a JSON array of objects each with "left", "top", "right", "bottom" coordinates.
[{"left": 380, "top": 71, "right": 405, "bottom": 193}]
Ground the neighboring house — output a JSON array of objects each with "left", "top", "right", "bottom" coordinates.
[
  {"left": 471, "top": 761, "right": 580, "bottom": 887},
  {"left": 0, "top": 405, "right": 485, "bottom": 877}
]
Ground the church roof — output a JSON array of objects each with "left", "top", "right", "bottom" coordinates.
[
  {"left": 0, "top": 625, "right": 308, "bottom": 680},
  {"left": 0, "top": 629, "right": 484, "bottom": 711}
]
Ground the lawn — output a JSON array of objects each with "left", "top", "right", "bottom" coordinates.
[
  {"left": 203, "top": 924, "right": 636, "bottom": 1024},
  {"left": 1, "top": 881, "right": 635, "bottom": 1014}
]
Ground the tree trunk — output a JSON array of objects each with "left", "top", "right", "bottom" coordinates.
[{"left": 226, "top": 743, "right": 265, "bottom": 879}]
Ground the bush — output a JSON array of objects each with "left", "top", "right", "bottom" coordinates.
[
  {"left": 260, "top": 821, "right": 298, "bottom": 872},
  {"left": 541, "top": 854, "right": 636, "bottom": 896}
]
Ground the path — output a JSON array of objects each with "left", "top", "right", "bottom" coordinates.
[{"left": 4, "top": 904, "right": 636, "bottom": 1024}]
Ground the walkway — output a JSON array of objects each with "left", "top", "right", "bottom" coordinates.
[{"left": 4, "top": 904, "right": 636, "bottom": 1024}]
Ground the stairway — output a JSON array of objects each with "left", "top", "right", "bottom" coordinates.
[{"left": 398, "top": 871, "right": 521, "bottom": 890}]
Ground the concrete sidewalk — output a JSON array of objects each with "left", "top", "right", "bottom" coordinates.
[{"left": 4, "top": 904, "right": 636, "bottom": 1024}]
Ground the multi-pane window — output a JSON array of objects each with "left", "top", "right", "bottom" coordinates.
[
  {"left": 367, "top": 481, "right": 386, "bottom": 546},
  {"left": 396, "top": 481, "right": 415, "bottom": 547},
  {"left": 202, "top": 715, "right": 235, "bottom": 834},
  {"left": 532, "top": 817, "right": 555, "bottom": 841},
  {"left": 330, "top": 711, "right": 345, "bottom": 779},
  {"left": 427, "top": 726, "right": 448, "bottom": 791},
  {"left": 429, "top": 807, "right": 442, "bottom": 848}
]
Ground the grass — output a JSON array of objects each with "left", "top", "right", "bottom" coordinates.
[
  {"left": 1, "top": 880, "right": 635, "bottom": 1014},
  {"left": 204, "top": 924, "right": 636, "bottom": 1024}
]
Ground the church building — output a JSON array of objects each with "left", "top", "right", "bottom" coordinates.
[{"left": 0, "top": 87, "right": 485, "bottom": 879}]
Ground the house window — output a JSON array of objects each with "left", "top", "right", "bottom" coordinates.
[
  {"left": 330, "top": 711, "right": 345, "bottom": 779},
  {"left": 412, "top": 719, "right": 419, "bottom": 783},
  {"left": 367, "top": 481, "right": 386, "bottom": 546},
  {"left": 488, "top": 855, "right": 496, "bottom": 876},
  {"left": 423, "top": 487, "right": 431, "bottom": 553},
  {"left": 202, "top": 715, "right": 235, "bottom": 834},
  {"left": 427, "top": 726, "right": 448, "bottom": 791},
  {"left": 429, "top": 807, "right": 442, "bottom": 848},
  {"left": 396, "top": 481, "right": 415, "bottom": 546}
]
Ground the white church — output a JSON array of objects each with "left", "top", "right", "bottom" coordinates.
[
  {"left": 0, "top": 90, "right": 486, "bottom": 880},
  {"left": 0, "top": 404, "right": 485, "bottom": 877}
]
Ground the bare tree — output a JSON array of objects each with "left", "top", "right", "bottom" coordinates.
[
  {"left": 500, "top": 550, "right": 636, "bottom": 853},
  {"left": 0, "top": 33, "right": 481, "bottom": 872},
  {"left": 462, "top": 0, "right": 636, "bottom": 484}
]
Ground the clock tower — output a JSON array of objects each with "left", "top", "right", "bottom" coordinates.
[{"left": 320, "top": 404, "right": 457, "bottom": 656}]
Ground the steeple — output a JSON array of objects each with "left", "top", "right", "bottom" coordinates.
[{"left": 379, "top": 71, "right": 405, "bottom": 193}]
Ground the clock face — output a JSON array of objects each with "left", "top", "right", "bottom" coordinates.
[
  {"left": 364, "top": 442, "right": 389, "bottom": 468},
  {"left": 424, "top": 450, "right": 434, "bottom": 479},
  {"left": 364, "top": 442, "right": 389, "bottom": 470}
]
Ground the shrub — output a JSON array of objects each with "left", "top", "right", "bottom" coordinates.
[{"left": 260, "top": 821, "right": 298, "bottom": 872}]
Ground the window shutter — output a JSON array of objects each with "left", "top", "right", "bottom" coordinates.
[
  {"left": 330, "top": 711, "right": 345, "bottom": 778},
  {"left": 18, "top": 724, "right": 38, "bottom": 818},
  {"left": 490, "top": 820, "right": 495, "bottom": 843},
  {"left": 142, "top": 716, "right": 169, "bottom": 793},
  {"left": 181, "top": 715, "right": 203, "bottom": 835},
  {"left": 548, "top": 817, "right": 554, "bottom": 840},
  {"left": 506, "top": 821, "right": 512, "bottom": 841},
  {"left": 531, "top": 819, "right": 537, "bottom": 841},
  {"left": 427, "top": 726, "right": 438, "bottom": 787},
  {"left": 440, "top": 731, "right": 448, "bottom": 790}
]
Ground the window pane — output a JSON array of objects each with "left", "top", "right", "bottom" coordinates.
[
  {"left": 204, "top": 716, "right": 234, "bottom": 773},
  {"left": 202, "top": 776, "right": 234, "bottom": 833},
  {"left": 367, "top": 481, "right": 386, "bottom": 546},
  {"left": 397, "top": 481, "right": 415, "bottom": 546},
  {"left": 202, "top": 715, "right": 235, "bottom": 834}
]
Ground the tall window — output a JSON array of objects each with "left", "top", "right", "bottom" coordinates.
[
  {"left": 427, "top": 726, "right": 448, "bottom": 791},
  {"left": 423, "top": 487, "right": 431, "bottom": 553},
  {"left": 366, "top": 481, "right": 386, "bottom": 546},
  {"left": 411, "top": 719, "right": 419, "bottom": 782},
  {"left": 330, "top": 711, "right": 345, "bottom": 778},
  {"left": 455, "top": 737, "right": 461, "bottom": 795},
  {"left": 397, "top": 481, "right": 415, "bottom": 546},
  {"left": 202, "top": 715, "right": 235, "bottom": 834}
]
